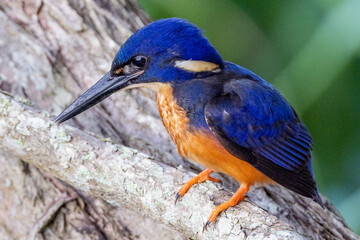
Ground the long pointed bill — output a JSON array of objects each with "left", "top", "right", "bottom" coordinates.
[{"left": 54, "top": 70, "right": 143, "bottom": 123}]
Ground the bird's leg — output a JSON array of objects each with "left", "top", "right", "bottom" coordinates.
[
  {"left": 175, "top": 168, "right": 219, "bottom": 203},
  {"left": 205, "top": 183, "right": 250, "bottom": 229}
]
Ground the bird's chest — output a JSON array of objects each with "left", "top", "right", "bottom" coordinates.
[
  {"left": 156, "top": 90, "right": 189, "bottom": 148},
  {"left": 154, "top": 83, "right": 217, "bottom": 159}
]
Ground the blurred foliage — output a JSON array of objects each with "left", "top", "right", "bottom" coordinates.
[{"left": 138, "top": 0, "right": 360, "bottom": 234}]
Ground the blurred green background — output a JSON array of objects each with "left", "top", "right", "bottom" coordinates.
[{"left": 138, "top": 0, "right": 360, "bottom": 234}]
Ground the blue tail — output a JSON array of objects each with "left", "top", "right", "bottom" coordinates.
[
  {"left": 314, "top": 190, "right": 325, "bottom": 208},
  {"left": 308, "top": 160, "right": 325, "bottom": 208}
]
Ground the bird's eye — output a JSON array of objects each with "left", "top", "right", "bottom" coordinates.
[{"left": 131, "top": 55, "right": 147, "bottom": 68}]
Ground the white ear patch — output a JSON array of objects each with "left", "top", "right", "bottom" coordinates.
[{"left": 174, "top": 60, "right": 220, "bottom": 73}]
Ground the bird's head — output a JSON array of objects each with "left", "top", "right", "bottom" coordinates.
[{"left": 55, "top": 18, "right": 223, "bottom": 123}]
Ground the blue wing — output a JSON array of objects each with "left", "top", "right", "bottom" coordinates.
[
  {"left": 205, "top": 78, "right": 323, "bottom": 205},
  {"left": 205, "top": 79, "right": 312, "bottom": 172}
]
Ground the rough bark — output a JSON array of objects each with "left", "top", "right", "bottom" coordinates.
[
  {"left": 0, "top": 0, "right": 358, "bottom": 239},
  {"left": 0, "top": 91, "right": 358, "bottom": 240}
]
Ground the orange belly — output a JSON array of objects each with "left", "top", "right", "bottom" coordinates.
[
  {"left": 155, "top": 83, "right": 272, "bottom": 185},
  {"left": 179, "top": 131, "right": 272, "bottom": 185}
]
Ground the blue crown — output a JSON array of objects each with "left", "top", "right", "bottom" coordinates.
[{"left": 112, "top": 18, "right": 223, "bottom": 68}]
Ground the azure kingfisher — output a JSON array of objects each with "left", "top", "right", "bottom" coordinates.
[{"left": 55, "top": 18, "right": 324, "bottom": 227}]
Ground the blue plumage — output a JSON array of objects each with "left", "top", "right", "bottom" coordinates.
[
  {"left": 203, "top": 65, "right": 310, "bottom": 171},
  {"left": 114, "top": 18, "right": 223, "bottom": 65}
]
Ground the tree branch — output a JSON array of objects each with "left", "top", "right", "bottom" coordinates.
[{"left": 0, "top": 91, "right": 358, "bottom": 240}]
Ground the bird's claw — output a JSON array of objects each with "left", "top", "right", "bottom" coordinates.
[
  {"left": 203, "top": 220, "right": 212, "bottom": 232},
  {"left": 174, "top": 192, "right": 181, "bottom": 204}
]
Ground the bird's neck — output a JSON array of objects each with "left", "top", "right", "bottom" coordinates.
[
  {"left": 172, "top": 79, "right": 223, "bottom": 129},
  {"left": 143, "top": 79, "right": 224, "bottom": 133},
  {"left": 155, "top": 83, "right": 189, "bottom": 145}
]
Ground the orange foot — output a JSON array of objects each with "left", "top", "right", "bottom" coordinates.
[
  {"left": 175, "top": 168, "right": 220, "bottom": 203},
  {"left": 204, "top": 183, "right": 250, "bottom": 230}
]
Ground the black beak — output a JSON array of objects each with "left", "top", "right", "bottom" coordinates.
[{"left": 54, "top": 70, "right": 143, "bottom": 123}]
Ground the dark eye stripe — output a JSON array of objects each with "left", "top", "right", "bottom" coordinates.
[{"left": 112, "top": 55, "right": 148, "bottom": 76}]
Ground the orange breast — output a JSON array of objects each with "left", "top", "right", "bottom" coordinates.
[{"left": 155, "top": 84, "right": 272, "bottom": 185}]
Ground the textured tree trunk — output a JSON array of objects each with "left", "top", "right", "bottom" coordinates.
[{"left": 0, "top": 0, "right": 358, "bottom": 239}]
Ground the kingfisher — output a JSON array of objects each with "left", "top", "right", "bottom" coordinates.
[{"left": 55, "top": 18, "right": 324, "bottom": 227}]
